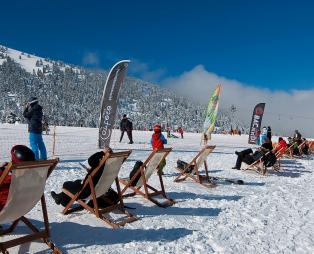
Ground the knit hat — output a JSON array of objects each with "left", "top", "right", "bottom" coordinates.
[
  {"left": 153, "top": 124, "right": 162, "bottom": 133},
  {"left": 28, "top": 97, "right": 38, "bottom": 105}
]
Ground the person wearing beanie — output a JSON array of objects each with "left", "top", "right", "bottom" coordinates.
[
  {"left": 0, "top": 145, "right": 35, "bottom": 211},
  {"left": 50, "top": 148, "right": 112, "bottom": 207},
  {"left": 23, "top": 97, "right": 47, "bottom": 160},
  {"left": 150, "top": 124, "right": 167, "bottom": 174}
]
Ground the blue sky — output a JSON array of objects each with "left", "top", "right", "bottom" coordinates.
[{"left": 1, "top": 0, "right": 314, "bottom": 90}]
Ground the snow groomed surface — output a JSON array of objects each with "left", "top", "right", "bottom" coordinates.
[{"left": 0, "top": 124, "right": 313, "bottom": 254}]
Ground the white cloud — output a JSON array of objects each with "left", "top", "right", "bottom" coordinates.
[
  {"left": 83, "top": 52, "right": 100, "bottom": 66},
  {"left": 129, "top": 59, "right": 166, "bottom": 83},
  {"left": 162, "top": 65, "right": 314, "bottom": 137}
]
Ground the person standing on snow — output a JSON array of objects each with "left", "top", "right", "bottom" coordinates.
[
  {"left": 267, "top": 126, "right": 272, "bottom": 141},
  {"left": 119, "top": 114, "right": 134, "bottom": 144},
  {"left": 23, "top": 97, "right": 47, "bottom": 160},
  {"left": 178, "top": 127, "right": 184, "bottom": 139},
  {"left": 151, "top": 124, "right": 167, "bottom": 174},
  {"left": 257, "top": 127, "right": 268, "bottom": 145}
]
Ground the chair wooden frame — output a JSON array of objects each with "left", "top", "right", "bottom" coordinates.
[
  {"left": 62, "top": 150, "right": 137, "bottom": 228},
  {"left": 243, "top": 151, "right": 273, "bottom": 175},
  {"left": 308, "top": 140, "right": 314, "bottom": 154},
  {"left": 119, "top": 148, "right": 175, "bottom": 208},
  {"left": 174, "top": 145, "right": 216, "bottom": 188},
  {"left": 0, "top": 159, "right": 62, "bottom": 254}
]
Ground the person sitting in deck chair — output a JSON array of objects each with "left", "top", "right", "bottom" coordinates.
[
  {"left": 0, "top": 145, "right": 35, "bottom": 211},
  {"left": 232, "top": 138, "right": 273, "bottom": 170},
  {"left": 273, "top": 137, "right": 288, "bottom": 153},
  {"left": 288, "top": 137, "right": 300, "bottom": 156},
  {"left": 51, "top": 147, "right": 116, "bottom": 207},
  {"left": 150, "top": 124, "right": 167, "bottom": 174}
]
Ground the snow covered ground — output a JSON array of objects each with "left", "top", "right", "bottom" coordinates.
[{"left": 0, "top": 124, "right": 313, "bottom": 254}]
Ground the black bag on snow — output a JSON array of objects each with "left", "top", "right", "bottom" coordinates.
[
  {"left": 87, "top": 187, "right": 119, "bottom": 208},
  {"left": 129, "top": 160, "right": 143, "bottom": 186},
  {"left": 263, "top": 152, "right": 277, "bottom": 167},
  {"left": 177, "top": 160, "right": 195, "bottom": 173}
]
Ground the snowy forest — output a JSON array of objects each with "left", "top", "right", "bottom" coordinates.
[{"left": 0, "top": 45, "right": 247, "bottom": 132}]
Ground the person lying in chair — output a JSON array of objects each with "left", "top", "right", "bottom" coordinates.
[
  {"left": 232, "top": 138, "right": 273, "bottom": 170},
  {"left": 0, "top": 145, "right": 35, "bottom": 211},
  {"left": 51, "top": 147, "right": 114, "bottom": 207}
]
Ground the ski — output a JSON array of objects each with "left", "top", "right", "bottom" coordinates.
[{"left": 209, "top": 176, "right": 244, "bottom": 185}]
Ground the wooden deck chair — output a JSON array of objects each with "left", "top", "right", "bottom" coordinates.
[
  {"left": 297, "top": 140, "right": 308, "bottom": 156},
  {"left": 272, "top": 146, "right": 287, "bottom": 170},
  {"left": 62, "top": 150, "right": 137, "bottom": 228},
  {"left": 308, "top": 140, "right": 314, "bottom": 153},
  {"left": 119, "top": 148, "right": 175, "bottom": 208},
  {"left": 0, "top": 159, "right": 62, "bottom": 254},
  {"left": 244, "top": 150, "right": 280, "bottom": 175},
  {"left": 174, "top": 145, "right": 216, "bottom": 188}
]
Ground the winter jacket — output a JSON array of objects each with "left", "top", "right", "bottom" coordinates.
[
  {"left": 276, "top": 140, "right": 288, "bottom": 152},
  {"left": 257, "top": 128, "right": 268, "bottom": 145},
  {"left": 0, "top": 164, "right": 11, "bottom": 211},
  {"left": 261, "top": 142, "right": 273, "bottom": 152},
  {"left": 267, "top": 127, "right": 272, "bottom": 140},
  {"left": 151, "top": 133, "right": 167, "bottom": 150},
  {"left": 23, "top": 103, "right": 43, "bottom": 133},
  {"left": 120, "top": 118, "right": 133, "bottom": 131}
]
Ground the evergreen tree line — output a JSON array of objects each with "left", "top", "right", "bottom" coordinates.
[{"left": 0, "top": 55, "right": 247, "bottom": 132}]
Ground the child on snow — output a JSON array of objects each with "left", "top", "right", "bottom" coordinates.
[
  {"left": 0, "top": 145, "right": 35, "bottom": 211},
  {"left": 151, "top": 124, "right": 167, "bottom": 174}
]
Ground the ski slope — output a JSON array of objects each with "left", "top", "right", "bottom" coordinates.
[{"left": 0, "top": 124, "right": 313, "bottom": 254}]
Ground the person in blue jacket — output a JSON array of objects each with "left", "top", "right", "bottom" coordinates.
[
  {"left": 23, "top": 97, "right": 47, "bottom": 160},
  {"left": 257, "top": 127, "right": 268, "bottom": 145}
]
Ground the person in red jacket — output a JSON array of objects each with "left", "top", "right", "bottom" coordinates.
[
  {"left": 0, "top": 145, "right": 35, "bottom": 211},
  {"left": 151, "top": 124, "right": 167, "bottom": 174},
  {"left": 178, "top": 127, "right": 184, "bottom": 139},
  {"left": 273, "top": 137, "right": 288, "bottom": 153}
]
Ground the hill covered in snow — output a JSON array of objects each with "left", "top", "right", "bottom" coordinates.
[{"left": 0, "top": 45, "right": 247, "bottom": 132}]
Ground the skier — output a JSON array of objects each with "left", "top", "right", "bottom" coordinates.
[
  {"left": 23, "top": 97, "right": 47, "bottom": 160},
  {"left": 119, "top": 114, "right": 133, "bottom": 144},
  {"left": 151, "top": 124, "right": 167, "bottom": 174},
  {"left": 0, "top": 145, "right": 35, "bottom": 211}
]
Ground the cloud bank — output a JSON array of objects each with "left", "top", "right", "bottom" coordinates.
[
  {"left": 129, "top": 59, "right": 166, "bottom": 83},
  {"left": 83, "top": 52, "right": 100, "bottom": 66},
  {"left": 162, "top": 65, "right": 314, "bottom": 137}
]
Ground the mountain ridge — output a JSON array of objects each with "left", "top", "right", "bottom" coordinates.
[{"left": 0, "top": 44, "right": 248, "bottom": 133}]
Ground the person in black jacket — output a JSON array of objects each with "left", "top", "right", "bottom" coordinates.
[
  {"left": 23, "top": 97, "right": 47, "bottom": 160},
  {"left": 232, "top": 138, "right": 273, "bottom": 170},
  {"left": 51, "top": 148, "right": 112, "bottom": 207},
  {"left": 119, "top": 114, "right": 133, "bottom": 144},
  {"left": 267, "top": 126, "right": 272, "bottom": 140}
]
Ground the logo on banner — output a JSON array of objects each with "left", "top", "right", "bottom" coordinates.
[{"left": 99, "top": 105, "right": 112, "bottom": 142}]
